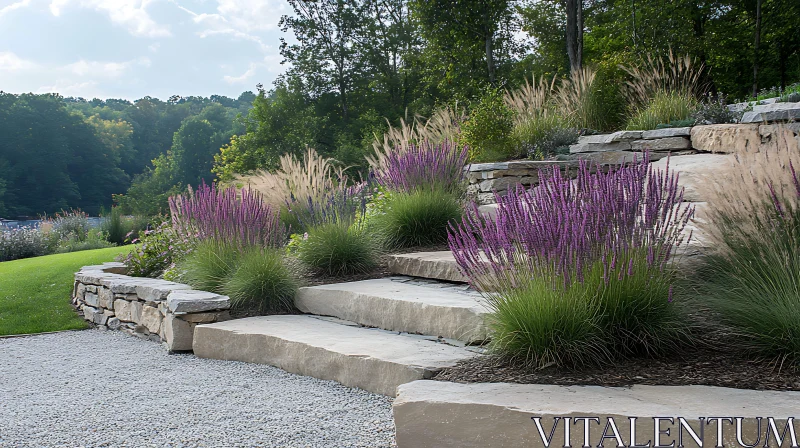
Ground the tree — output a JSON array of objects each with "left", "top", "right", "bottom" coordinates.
[
  {"left": 280, "top": 0, "right": 370, "bottom": 121},
  {"left": 411, "top": 0, "right": 519, "bottom": 90},
  {"left": 565, "top": 0, "right": 583, "bottom": 70}
]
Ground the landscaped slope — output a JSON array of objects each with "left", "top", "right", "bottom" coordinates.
[{"left": 0, "top": 246, "right": 131, "bottom": 336}]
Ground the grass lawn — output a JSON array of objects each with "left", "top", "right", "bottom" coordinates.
[{"left": 0, "top": 246, "right": 133, "bottom": 336}]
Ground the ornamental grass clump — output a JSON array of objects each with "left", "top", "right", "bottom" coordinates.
[
  {"left": 372, "top": 140, "right": 467, "bottom": 249},
  {"left": 449, "top": 157, "right": 694, "bottom": 368},
  {"left": 699, "top": 127, "right": 800, "bottom": 365},
  {"left": 222, "top": 246, "right": 299, "bottom": 313},
  {"left": 169, "top": 181, "right": 286, "bottom": 249},
  {"left": 293, "top": 184, "right": 380, "bottom": 276}
]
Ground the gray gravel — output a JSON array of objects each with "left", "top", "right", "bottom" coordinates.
[{"left": 0, "top": 330, "right": 395, "bottom": 448}]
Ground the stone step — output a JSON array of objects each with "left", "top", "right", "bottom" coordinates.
[
  {"left": 387, "top": 251, "right": 468, "bottom": 283},
  {"left": 295, "top": 278, "right": 489, "bottom": 343},
  {"left": 394, "top": 380, "right": 800, "bottom": 447},
  {"left": 192, "top": 315, "right": 479, "bottom": 396}
]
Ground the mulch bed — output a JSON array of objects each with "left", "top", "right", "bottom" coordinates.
[{"left": 435, "top": 303, "right": 800, "bottom": 392}]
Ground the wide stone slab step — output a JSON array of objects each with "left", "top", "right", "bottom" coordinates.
[
  {"left": 192, "top": 315, "right": 479, "bottom": 396},
  {"left": 394, "top": 380, "right": 800, "bottom": 448},
  {"left": 295, "top": 278, "right": 489, "bottom": 342},
  {"left": 387, "top": 251, "right": 467, "bottom": 283}
]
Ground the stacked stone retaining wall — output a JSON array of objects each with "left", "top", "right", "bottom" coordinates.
[{"left": 73, "top": 262, "right": 231, "bottom": 351}]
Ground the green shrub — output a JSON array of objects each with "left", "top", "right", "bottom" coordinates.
[
  {"left": 121, "top": 220, "right": 192, "bottom": 278},
  {"left": 56, "top": 229, "right": 113, "bottom": 253},
  {"left": 222, "top": 246, "right": 299, "bottom": 313},
  {"left": 377, "top": 189, "right": 462, "bottom": 249},
  {"left": 461, "top": 88, "right": 516, "bottom": 162},
  {"left": 297, "top": 222, "right": 379, "bottom": 276},
  {"left": 177, "top": 240, "right": 239, "bottom": 292},
  {"left": 625, "top": 91, "right": 697, "bottom": 130}
]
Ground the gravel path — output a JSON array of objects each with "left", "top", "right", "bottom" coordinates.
[{"left": 0, "top": 330, "right": 395, "bottom": 448}]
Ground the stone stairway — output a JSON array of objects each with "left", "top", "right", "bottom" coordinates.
[{"left": 192, "top": 257, "right": 486, "bottom": 396}]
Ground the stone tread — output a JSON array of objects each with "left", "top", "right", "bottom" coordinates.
[
  {"left": 295, "top": 278, "right": 489, "bottom": 342},
  {"left": 387, "top": 251, "right": 467, "bottom": 283},
  {"left": 192, "top": 315, "right": 479, "bottom": 396}
]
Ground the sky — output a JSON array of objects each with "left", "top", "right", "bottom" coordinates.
[{"left": 0, "top": 0, "right": 293, "bottom": 100}]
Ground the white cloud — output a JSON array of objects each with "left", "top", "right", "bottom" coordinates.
[
  {"left": 215, "top": 0, "right": 287, "bottom": 32},
  {"left": 36, "top": 79, "right": 100, "bottom": 97},
  {"left": 177, "top": 4, "right": 270, "bottom": 52},
  {"left": 223, "top": 63, "right": 256, "bottom": 84},
  {"left": 49, "top": 0, "right": 171, "bottom": 37},
  {"left": 0, "top": 52, "right": 38, "bottom": 71},
  {"left": 63, "top": 57, "right": 150, "bottom": 78},
  {"left": 0, "top": 0, "right": 32, "bottom": 19}
]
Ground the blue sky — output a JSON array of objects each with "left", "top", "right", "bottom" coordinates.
[{"left": 0, "top": 0, "right": 292, "bottom": 100}]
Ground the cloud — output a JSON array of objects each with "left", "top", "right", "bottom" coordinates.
[
  {"left": 176, "top": 4, "right": 270, "bottom": 52},
  {"left": 216, "top": 0, "right": 287, "bottom": 32},
  {"left": 63, "top": 57, "right": 151, "bottom": 78},
  {"left": 36, "top": 79, "right": 100, "bottom": 97},
  {"left": 0, "top": 52, "right": 38, "bottom": 71},
  {"left": 49, "top": 0, "right": 171, "bottom": 37},
  {"left": 223, "top": 63, "right": 257, "bottom": 84},
  {"left": 0, "top": 0, "right": 32, "bottom": 19}
]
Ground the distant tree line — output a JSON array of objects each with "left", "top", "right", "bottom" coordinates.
[{"left": 0, "top": 92, "right": 254, "bottom": 218}]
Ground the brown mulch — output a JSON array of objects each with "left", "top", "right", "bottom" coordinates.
[{"left": 435, "top": 304, "right": 800, "bottom": 392}]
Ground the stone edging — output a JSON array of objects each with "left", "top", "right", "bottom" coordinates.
[{"left": 73, "top": 263, "right": 231, "bottom": 351}]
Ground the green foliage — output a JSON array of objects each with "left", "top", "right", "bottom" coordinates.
[
  {"left": 625, "top": 91, "right": 697, "bottom": 130},
  {"left": 222, "top": 247, "right": 299, "bottom": 313},
  {"left": 376, "top": 189, "right": 463, "bottom": 249},
  {"left": 55, "top": 229, "right": 113, "bottom": 254},
  {"left": 488, "top": 253, "right": 689, "bottom": 368},
  {"left": 297, "top": 222, "right": 379, "bottom": 276},
  {"left": 121, "top": 221, "right": 192, "bottom": 278},
  {"left": 512, "top": 114, "right": 578, "bottom": 159},
  {"left": 461, "top": 89, "right": 516, "bottom": 162},
  {"left": 102, "top": 207, "right": 150, "bottom": 245},
  {"left": 176, "top": 240, "right": 240, "bottom": 293},
  {"left": 0, "top": 246, "right": 131, "bottom": 336}
]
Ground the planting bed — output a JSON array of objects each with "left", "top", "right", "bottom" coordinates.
[{"left": 436, "top": 307, "right": 800, "bottom": 391}]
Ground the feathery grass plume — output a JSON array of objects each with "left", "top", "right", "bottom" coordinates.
[
  {"left": 622, "top": 50, "right": 705, "bottom": 111},
  {"left": 242, "top": 147, "right": 348, "bottom": 210},
  {"left": 699, "top": 126, "right": 800, "bottom": 365},
  {"left": 554, "top": 66, "right": 604, "bottom": 130},
  {"left": 504, "top": 74, "right": 557, "bottom": 124},
  {"left": 449, "top": 156, "right": 694, "bottom": 367},
  {"left": 368, "top": 105, "right": 466, "bottom": 170},
  {"left": 373, "top": 140, "right": 468, "bottom": 195},
  {"left": 169, "top": 181, "right": 286, "bottom": 248}
]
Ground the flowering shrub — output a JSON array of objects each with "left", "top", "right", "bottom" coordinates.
[
  {"left": 0, "top": 227, "right": 58, "bottom": 262},
  {"left": 169, "top": 181, "right": 286, "bottom": 249},
  {"left": 120, "top": 221, "right": 192, "bottom": 278},
  {"left": 47, "top": 209, "right": 91, "bottom": 242},
  {"left": 449, "top": 157, "right": 694, "bottom": 367},
  {"left": 373, "top": 141, "right": 468, "bottom": 195}
]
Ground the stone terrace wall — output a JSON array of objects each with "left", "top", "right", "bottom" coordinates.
[
  {"left": 73, "top": 263, "right": 231, "bottom": 351},
  {"left": 469, "top": 121, "right": 800, "bottom": 205}
]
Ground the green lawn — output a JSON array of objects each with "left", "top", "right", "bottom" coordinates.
[{"left": 0, "top": 246, "right": 133, "bottom": 336}]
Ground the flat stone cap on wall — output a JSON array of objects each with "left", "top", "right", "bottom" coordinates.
[
  {"left": 75, "top": 265, "right": 193, "bottom": 303},
  {"left": 468, "top": 160, "right": 578, "bottom": 172},
  {"left": 167, "top": 290, "right": 231, "bottom": 313},
  {"left": 741, "top": 102, "right": 800, "bottom": 123}
]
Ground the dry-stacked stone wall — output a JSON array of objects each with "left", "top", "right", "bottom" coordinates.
[
  {"left": 470, "top": 119, "right": 800, "bottom": 205},
  {"left": 73, "top": 262, "right": 231, "bottom": 351}
]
